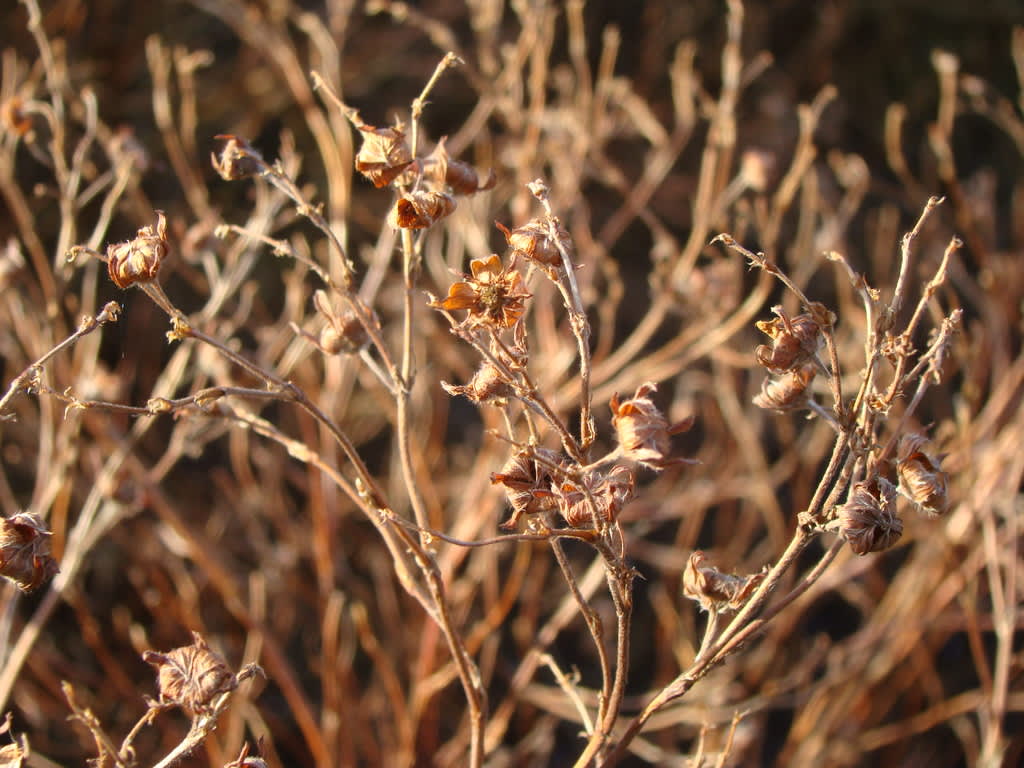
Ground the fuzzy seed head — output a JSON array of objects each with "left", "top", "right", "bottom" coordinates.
[{"left": 142, "top": 631, "right": 237, "bottom": 715}]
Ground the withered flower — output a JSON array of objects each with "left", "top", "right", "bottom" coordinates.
[
  {"left": 389, "top": 190, "right": 456, "bottom": 229},
  {"left": 554, "top": 466, "right": 635, "bottom": 528},
  {"left": 106, "top": 211, "right": 168, "bottom": 290},
  {"left": 442, "top": 362, "right": 513, "bottom": 405},
  {"left": 313, "top": 290, "right": 371, "bottom": 355},
  {"left": 496, "top": 217, "right": 572, "bottom": 267},
  {"left": 0, "top": 511, "right": 59, "bottom": 592},
  {"left": 142, "top": 631, "right": 237, "bottom": 715},
  {"left": 422, "top": 138, "right": 496, "bottom": 196},
  {"left": 755, "top": 306, "right": 823, "bottom": 373},
  {"left": 211, "top": 134, "right": 263, "bottom": 180},
  {"left": 491, "top": 447, "right": 564, "bottom": 528},
  {"left": 682, "top": 551, "right": 765, "bottom": 613},
  {"left": 610, "top": 382, "right": 693, "bottom": 470},
  {"left": 897, "top": 434, "right": 949, "bottom": 517},
  {"left": 836, "top": 478, "right": 902, "bottom": 556},
  {"left": 431, "top": 254, "right": 530, "bottom": 329},
  {"left": 753, "top": 364, "right": 816, "bottom": 412},
  {"left": 354, "top": 121, "right": 413, "bottom": 188}
]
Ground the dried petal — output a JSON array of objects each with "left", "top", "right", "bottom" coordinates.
[
  {"left": 0, "top": 511, "right": 59, "bottom": 592},
  {"left": 753, "top": 364, "right": 816, "bottom": 412},
  {"left": 142, "top": 631, "right": 237, "bottom": 715},
  {"left": 836, "top": 478, "right": 902, "bottom": 556},
  {"left": 682, "top": 551, "right": 765, "bottom": 613},
  {"left": 389, "top": 191, "right": 456, "bottom": 229},
  {"left": 755, "top": 307, "right": 823, "bottom": 373},
  {"left": 897, "top": 434, "right": 949, "bottom": 517},
  {"left": 106, "top": 211, "right": 168, "bottom": 289}
]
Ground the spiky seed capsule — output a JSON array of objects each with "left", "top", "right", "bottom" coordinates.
[
  {"left": 142, "top": 631, "right": 237, "bottom": 715},
  {"left": 682, "top": 551, "right": 766, "bottom": 613},
  {"left": 897, "top": 434, "right": 949, "bottom": 517},
  {"left": 106, "top": 211, "right": 168, "bottom": 289},
  {"left": 0, "top": 511, "right": 59, "bottom": 592},
  {"left": 836, "top": 478, "right": 903, "bottom": 556}
]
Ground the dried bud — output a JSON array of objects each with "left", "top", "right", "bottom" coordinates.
[
  {"left": 389, "top": 191, "right": 456, "bottom": 229},
  {"left": 354, "top": 122, "right": 413, "bottom": 188},
  {"left": 106, "top": 211, "right": 168, "bottom": 289},
  {"left": 836, "top": 478, "right": 902, "bottom": 556},
  {"left": 753, "top": 364, "right": 816, "bottom": 412},
  {"left": 0, "top": 511, "right": 59, "bottom": 592},
  {"left": 555, "top": 466, "right": 635, "bottom": 528},
  {"left": 682, "top": 551, "right": 765, "bottom": 613},
  {"left": 313, "top": 290, "right": 371, "bottom": 355},
  {"left": 496, "top": 218, "right": 572, "bottom": 267},
  {"left": 490, "top": 448, "right": 564, "bottom": 528},
  {"left": 211, "top": 135, "right": 263, "bottom": 180},
  {"left": 610, "top": 382, "right": 693, "bottom": 470},
  {"left": 0, "top": 97, "right": 32, "bottom": 138},
  {"left": 897, "top": 434, "right": 949, "bottom": 517},
  {"left": 442, "top": 363, "right": 512, "bottom": 405},
  {"left": 755, "top": 306, "right": 823, "bottom": 373},
  {"left": 143, "top": 631, "right": 237, "bottom": 715},
  {"left": 422, "top": 138, "right": 496, "bottom": 195}
]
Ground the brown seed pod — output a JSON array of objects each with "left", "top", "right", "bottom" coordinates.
[
  {"left": 897, "top": 434, "right": 949, "bottom": 517},
  {"left": 496, "top": 217, "right": 572, "bottom": 267},
  {"left": 610, "top": 382, "right": 694, "bottom": 470},
  {"left": 682, "top": 551, "right": 766, "bottom": 613},
  {"left": 0, "top": 511, "right": 59, "bottom": 592},
  {"left": 354, "top": 122, "right": 413, "bottom": 188},
  {"left": 753, "top": 364, "right": 816, "bottom": 412},
  {"left": 490, "top": 447, "right": 564, "bottom": 528},
  {"left": 142, "top": 631, "right": 237, "bottom": 715},
  {"left": 106, "top": 211, "right": 168, "bottom": 290},
  {"left": 211, "top": 134, "right": 263, "bottom": 180},
  {"left": 389, "top": 191, "right": 456, "bottom": 229},
  {"left": 755, "top": 306, "right": 823, "bottom": 373},
  {"left": 555, "top": 465, "right": 635, "bottom": 528},
  {"left": 442, "top": 363, "right": 513, "bottom": 405},
  {"left": 313, "top": 290, "right": 371, "bottom": 355},
  {"left": 836, "top": 478, "right": 903, "bottom": 556}
]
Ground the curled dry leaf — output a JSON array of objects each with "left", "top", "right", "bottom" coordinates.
[
  {"left": 0, "top": 511, "right": 59, "bottom": 592},
  {"left": 106, "top": 211, "right": 168, "bottom": 290}
]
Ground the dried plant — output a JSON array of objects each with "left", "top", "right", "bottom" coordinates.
[{"left": 0, "top": 1, "right": 1021, "bottom": 767}]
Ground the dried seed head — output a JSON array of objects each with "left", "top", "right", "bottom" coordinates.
[
  {"left": 106, "top": 211, "right": 168, "bottom": 290},
  {"left": 496, "top": 218, "right": 572, "bottom": 267},
  {"left": 555, "top": 466, "right": 635, "bottom": 528},
  {"left": 313, "top": 290, "right": 371, "bottom": 355},
  {"left": 753, "top": 364, "right": 816, "bottom": 412},
  {"left": 211, "top": 135, "right": 263, "bottom": 180},
  {"left": 836, "top": 478, "right": 903, "bottom": 556},
  {"left": 490, "top": 447, "right": 564, "bottom": 528},
  {"left": 142, "top": 631, "right": 237, "bottom": 715},
  {"left": 755, "top": 307, "right": 823, "bottom": 373},
  {"left": 442, "top": 363, "right": 513, "bottom": 405},
  {"left": 354, "top": 122, "right": 413, "bottom": 188},
  {"left": 682, "top": 551, "right": 765, "bottom": 613},
  {"left": 610, "top": 382, "right": 693, "bottom": 470},
  {"left": 0, "top": 511, "right": 59, "bottom": 592},
  {"left": 430, "top": 254, "right": 530, "bottom": 329},
  {"left": 389, "top": 190, "right": 456, "bottom": 229},
  {"left": 897, "top": 434, "right": 949, "bottom": 517}
]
